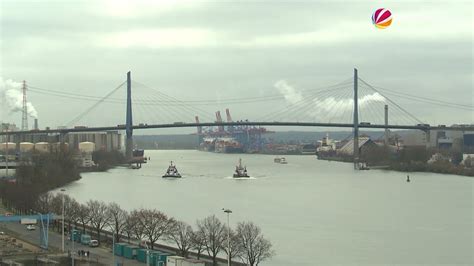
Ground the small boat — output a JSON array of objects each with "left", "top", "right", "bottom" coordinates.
[
  {"left": 162, "top": 161, "right": 182, "bottom": 178},
  {"left": 279, "top": 157, "right": 288, "bottom": 164},
  {"left": 274, "top": 157, "right": 282, "bottom": 163},
  {"left": 233, "top": 158, "right": 249, "bottom": 178}
]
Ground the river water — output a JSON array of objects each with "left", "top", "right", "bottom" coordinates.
[{"left": 62, "top": 150, "right": 473, "bottom": 265}]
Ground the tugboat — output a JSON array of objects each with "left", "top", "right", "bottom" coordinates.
[
  {"left": 162, "top": 161, "right": 182, "bottom": 178},
  {"left": 233, "top": 158, "right": 249, "bottom": 178}
]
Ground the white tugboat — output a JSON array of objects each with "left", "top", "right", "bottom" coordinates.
[
  {"left": 233, "top": 158, "right": 249, "bottom": 178},
  {"left": 162, "top": 161, "right": 182, "bottom": 178}
]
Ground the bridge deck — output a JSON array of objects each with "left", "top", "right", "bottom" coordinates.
[{"left": 1, "top": 122, "right": 472, "bottom": 136}]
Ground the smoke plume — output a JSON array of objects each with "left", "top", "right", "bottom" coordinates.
[
  {"left": 274, "top": 80, "right": 303, "bottom": 104},
  {"left": 0, "top": 77, "right": 38, "bottom": 118},
  {"left": 312, "top": 92, "right": 386, "bottom": 114},
  {"left": 275, "top": 79, "right": 386, "bottom": 119}
]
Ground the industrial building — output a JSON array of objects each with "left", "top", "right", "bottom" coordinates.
[
  {"left": 65, "top": 131, "right": 122, "bottom": 152},
  {"left": 337, "top": 136, "right": 377, "bottom": 156},
  {"left": 399, "top": 125, "right": 473, "bottom": 151}
]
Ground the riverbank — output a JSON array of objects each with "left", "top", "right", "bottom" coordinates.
[{"left": 316, "top": 155, "right": 474, "bottom": 177}]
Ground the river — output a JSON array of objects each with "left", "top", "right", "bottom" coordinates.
[{"left": 61, "top": 150, "right": 473, "bottom": 265}]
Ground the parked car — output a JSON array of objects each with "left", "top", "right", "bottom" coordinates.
[
  {"left": 26, "top": 225, "right": 36, "bottom": 230},
  {"left": 89, "top": 239, "right": 99, "bottom": 247}
]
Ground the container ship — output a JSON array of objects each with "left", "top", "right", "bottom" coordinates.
[
  {"left": 195, "top": 109, "right": 270, "bottom": 154},
  {"left": 215, "top": 137, "right": 244, "bottom": 153}
]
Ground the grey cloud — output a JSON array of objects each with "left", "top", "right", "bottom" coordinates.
[{"left": 0, "top": 0, "right": 472, "bottom": 129}]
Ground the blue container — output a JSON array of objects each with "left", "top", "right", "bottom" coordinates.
[
  {"left": 136, "top": 248, "right": 151, "bottom": 262},
  {"left": 150, "top": 251, "right": 172, "bottom": 266},
  {"left": 123, "top": 245, "right": 139, "bottom": 259},
  {"left": 114, "top": 243, "right": 127, "bottom": 257}
]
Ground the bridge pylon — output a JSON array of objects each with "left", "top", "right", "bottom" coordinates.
[
  {"left": 353, "top": 68, "right": 359, "bottom": 169},
  {"left": 125, "top": 71, "right": 133, "bottom": 160}
]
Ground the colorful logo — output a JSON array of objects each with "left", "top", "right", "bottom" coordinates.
[{"left": 372, "top": 8, "right": 392, "bottom": 29}]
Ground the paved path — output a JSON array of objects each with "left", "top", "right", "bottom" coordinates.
[{"left": 0, "top": 204, "right": 142, "bottom": 265}]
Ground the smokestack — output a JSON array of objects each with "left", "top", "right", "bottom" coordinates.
[{"left": 34, "top": 119, "right": 38, "bottom": 130}]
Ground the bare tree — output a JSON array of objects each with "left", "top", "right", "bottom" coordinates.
[
  {"left": 136, "top": 208, "right": 176, "bottom": 250},
  {"left": 87, "top": 200, "right": 111, "bottom": 242},
  {"left": 168, "top": 221, "right": 193, "bottom": 257},
  {"left": 131, "top": 209, "right": 147, "bottom": 243},
  {"left": 66, "top": 198, "right": 81, "bottom": 232},
  {"left": 196, "top": 215, "right": 226, "bottom": 266},
  {"left": 236, "top": 222, "right": 274, "bottom": 266},
  {"left": 35, "top": 192, "right": 54, "bottom": 214},
  {"left": 107, "top": 202, "right": 128, "bottom": 243},
  {"left": 123, "top": 211, "right": 140, "bottom": 244},
  {"left": 76, "top": 203, "right": 91, "bottom": 233},
  {"left": 190, "top": 230, "right": 206, "bottom": 260},
  {"left": 222, "top": 228, "right": 243, "bottom": 262},
  {"left": 50, "top": 193, "right": 65, "bottom": 232}
]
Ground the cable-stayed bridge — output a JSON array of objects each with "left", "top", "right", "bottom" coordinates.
[{"left": 1, "top": 69, "right": 473, "bottom": 167}]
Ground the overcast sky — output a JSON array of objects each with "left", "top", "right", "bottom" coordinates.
[{"left": 0, "top": 0, "right": 472, "bottom": 133}]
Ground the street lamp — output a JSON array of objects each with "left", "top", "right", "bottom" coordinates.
[
  {"left": 60, "top": 188, "right": 66, "bottom": 252},
  {"left": 222, "top": 208, "right": 232, "bottom": 266}
]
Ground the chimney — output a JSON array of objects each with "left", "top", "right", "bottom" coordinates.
[{"left": 34, "top": 119, "right": 39, "bottom": 130}]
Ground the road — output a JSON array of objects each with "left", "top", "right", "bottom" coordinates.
[{"left": 0, "top": 205, "right": 142, "bottom": 265}]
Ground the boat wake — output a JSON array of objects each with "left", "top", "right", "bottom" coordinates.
[{"left": 225, "top": 176, "right": 257, "bottom": 180}]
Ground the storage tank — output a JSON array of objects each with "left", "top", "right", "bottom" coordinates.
[
  {"left": 79, "top": 142, "right": 95, "bottom": 153},
  {"left": 34, "top": 142, "right": 50, "bottom": 153},
  {"left": 50, "top": 142, "right": 68, "bottom": 152},
  {"left": 0, "top": 142, "right": 16, "bottom": 151},
  {"left": 19, "top": 142, "right": 35, "bottom": 153}
]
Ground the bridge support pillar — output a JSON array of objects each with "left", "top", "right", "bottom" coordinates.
[
  {"left": 425, "top": 130, "right": 431, "bottom": 148},
  {"left": 353, "top": 68, "right": 359, "bottom": 169},
  {"left": 125, "top": 71, "right": 133, "bottom": 161}
]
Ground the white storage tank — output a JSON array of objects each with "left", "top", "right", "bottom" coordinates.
[
  {"left": 79, "top": 142, "right": 95, "bottom": 153},
  {"left": 167, "top": 256, "right": 185, "bottom": 266},
  {"left": 35, "top": 142, "right": 50, "bottom": 153},
  {"left": 19, "top": 142, "right": 35, "bottom": 153},
  {"left": 0, "top": 142, "right": 16, "bottom": 151}
]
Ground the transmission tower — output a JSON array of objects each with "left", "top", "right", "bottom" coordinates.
[{"left": 21, "top": 80, "right": 28, "bottom": 130}]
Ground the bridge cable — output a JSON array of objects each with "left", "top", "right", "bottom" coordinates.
[
  {"left": 257, "top": 83, "right": 352, "bottom": 122},
  {"left": 358, "top": 77, "right": 424, "bottom": 124},
  {"left": 66, "top": 81, "right": 126, "bottom": 126}
]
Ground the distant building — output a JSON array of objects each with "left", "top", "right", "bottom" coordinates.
[
  {"left": 0, "top": 123, "right": 19, "bottom": 143},
  {"left": 337, "top": 137, "right": 377, "bottom": 156},
  {"left": 427, "top": 153, "right": 450, "bottom": 164},
  {"left": 437, "top": 138, "right": 453, "bottom": 149},
  {"left": 400, "top": 126, "right": 473, "bottom": 150},
  {"left": 66, "top": 131, "right": 122, "bottom": 152},
  {"left": 464, "top": 133, "right": 474, "bottom": 151}
]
